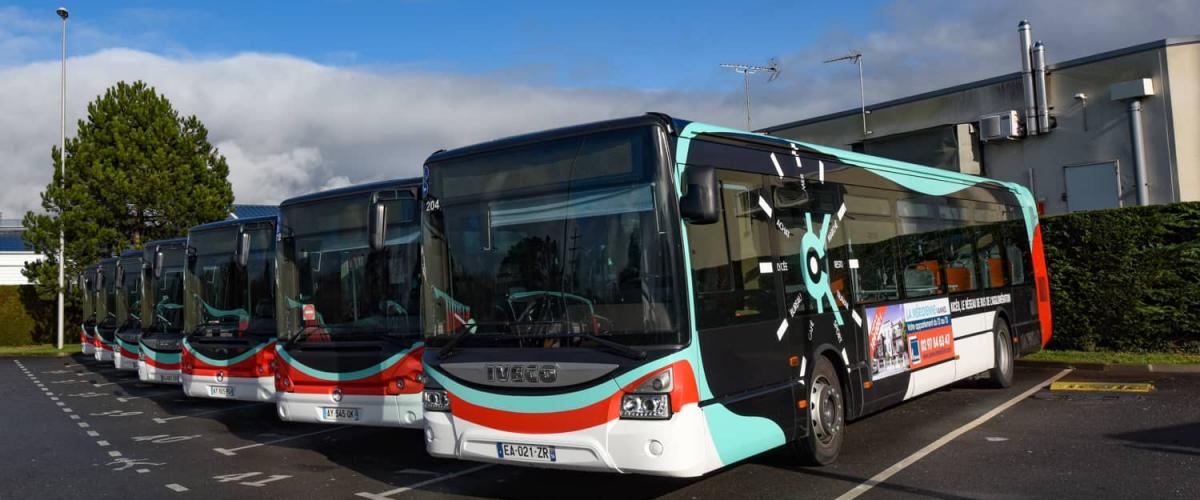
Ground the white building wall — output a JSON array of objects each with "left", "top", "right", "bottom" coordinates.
[{"left": 0, "top": 253, "right": 43, "bottom": 285}]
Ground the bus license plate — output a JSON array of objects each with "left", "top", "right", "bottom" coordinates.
[
  {"left": 496, "top": 442, "right": 556, "bottom": 463},
  {"left": 159, "top": 374, "right": 180, "bottom": 383},
  {"left": 321, "top": 407, "right": 360, "bottom": 422},
  {"left": 208, "top": 385, "right": 235, "bottom": 398}
]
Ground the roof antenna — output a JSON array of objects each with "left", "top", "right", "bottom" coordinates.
[
  {"left": 720, "top": 58, "right": 781, "bottom": 131},
  {"left": 823, "top": 51, "right": 870, "bottom": 137}
]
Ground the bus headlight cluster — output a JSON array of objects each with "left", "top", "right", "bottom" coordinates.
[
  {"left": 423, "top": 389, "right": 450, "bottom": 412},
  {"left": 620, "top": 368, "right": 673, "bottom": 420},
  {"left": 620, "top": 394, "right": 669, "bottom": 419}
]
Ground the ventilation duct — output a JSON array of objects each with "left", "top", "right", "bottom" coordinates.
[
  {"left": 1018, "top": 20, "right": 1038, "bottom": 136},
  {"left": 1033, "top": 41, "right": 1050, "bottom": 133}
]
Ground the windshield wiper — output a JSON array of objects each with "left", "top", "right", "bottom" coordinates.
[{"left": 436, "top": 321, "right": 513, "bottom": 359}]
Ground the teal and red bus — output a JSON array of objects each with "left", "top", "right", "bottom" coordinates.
[
  {"left": 138, "top": 238, "right": 188, "bottom": 385},
  {"left": 93, "top": 257, "right": 120, "bottom": 362},
  {"left": 419, "top": 114, "right": 1050, "bottom": 476},
  {"left": 180, "top": 216, "right": 279, "bottom": 402},
  {"left": 113, "top": 249, "right": 145, "bottom": 371},
  {"left": 274, "top": 178, "right": 425, "bottom": 427},
  {"left": 79, "top": 265, "right": 98, "bottom": 356}
]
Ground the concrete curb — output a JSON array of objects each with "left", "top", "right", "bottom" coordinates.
[{"left": 1016, "top": 359, "right": 1200, "bottom": 373}]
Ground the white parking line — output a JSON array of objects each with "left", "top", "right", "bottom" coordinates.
[
  {"left": 165, "top": 484, "right": 189, "bottom": 492},
  {"left": 213, "top": 426, "right": 350, "bottom": 456},
  {"left": 86, "top": 431, "right": 100, "bottom": 437},
  {"left": 355, "top": 464, "right": 495, "bottom": 499},
  {"left": 97, "top": 440, "right": 110, "bottom": 447},
  {"left": 835, "top": 369, "right": 1073, "bottom": 500},
  {"left": 116, "top": 389, "right": 184, "bottom": 402},
  {"left": 108, "top": 451, "right": 123, "bottom": 457},
  {"left": 154, "top": 402, "right": 268, "bottom": 423}
]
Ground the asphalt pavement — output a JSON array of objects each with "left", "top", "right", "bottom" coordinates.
[{"left": 2, "top": 353, "right": 1198, "bottom": 499}]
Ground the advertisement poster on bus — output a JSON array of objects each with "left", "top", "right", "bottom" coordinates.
[
  {"left": 903, "top": 297, "right": 955, "bottom": 369},
  {"left": 866, "top": 304, "right": 909, "bottom": 380}
]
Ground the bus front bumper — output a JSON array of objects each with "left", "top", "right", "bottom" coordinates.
[
  {"left": 113, "top": 346, "right": 139, "bottom": 371},
  {"left": 424, "top": 404, "right": 721, "bottom": 477},
  {"left": 138, "top": 360, "right": 182, "bottom": 385},
  {"left": 277, "top": 392, "right": 423, "bottom": 428},
  {"left": 182, "top": 373, "right": 275, "bottom": 402},
  {"left": 94, "top": 343, "right": 114, "bottom": 362},
  {"left": 81, "top": 342, "right": 95, "bottom": 355}
]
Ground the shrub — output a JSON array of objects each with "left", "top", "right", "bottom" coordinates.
[
  {"left": 1041, "top": 202, "right": 1200, "bottom": 352},
  {"left": 0, "top": 285, "right": 78, "bottom": 346}
]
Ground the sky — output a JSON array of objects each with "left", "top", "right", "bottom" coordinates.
[{"left": 1, "top": 0, "right": 1196, "bottom": 217}]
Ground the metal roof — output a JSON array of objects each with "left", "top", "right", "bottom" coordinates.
[{"left": 761, "top": 36, "right": 1200, "bottom": 134}]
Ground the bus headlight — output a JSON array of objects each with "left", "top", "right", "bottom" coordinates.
[
  {"left": 620, "top": 394, "right": 669, "bottom": 419},
  {"left": 423, "top": 389, "right": 450, "bottom": 412}
]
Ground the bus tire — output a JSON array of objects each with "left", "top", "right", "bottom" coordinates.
[
  {"left": 985, "top": 319, "right": 1014, "bottom": 388},
  {"left": 795, "top": 355, "right": 844, "bottom": 466}
]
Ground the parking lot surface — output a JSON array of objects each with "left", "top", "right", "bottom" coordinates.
[{"left": 3, "top": 354, "right": 1198, "bottom": 499}]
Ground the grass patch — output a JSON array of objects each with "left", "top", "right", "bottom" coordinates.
[
  {"left": 1026, "top": 349, "right": 1200, "bottom": 365},
  {"left": 0, "top": 344, "right": 73, "bottom": 357}
]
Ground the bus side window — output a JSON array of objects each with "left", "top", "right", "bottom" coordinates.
[
  {"left": 687, "top": 170, "right": 778, "bottom": 329},
  {"left": 843, "top": 189, "right": 899, "bottom": 304},
  {"left": 976, "top": 223, "right": 1005, "bottom": 288},
  {"left": 1005, "top": 219, "right": 1031, "bottom": 285},
  {"left": 775, "top": 180, "right": 849, "bottom": 311},
  {"left": 943, "top": 225, "right": 978, "bottom": 294}
]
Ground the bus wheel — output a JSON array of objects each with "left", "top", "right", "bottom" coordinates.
[
  {"left": 796, "top": 355, "right": 844, "bottom": 466},
  {"left": 985, "top": 319, "right": 1014, "bottom": 388}
]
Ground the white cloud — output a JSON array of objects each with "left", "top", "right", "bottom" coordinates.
[{"left": 0, "top": 0, "right": 1194, "bottom": 219}]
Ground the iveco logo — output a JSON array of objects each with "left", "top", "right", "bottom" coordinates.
[
  {"left": 486, "top": 364, "right": 557, "bottom": 384},
  {"left": 215, "top": 371, "right": 225, "bottom": 383}
]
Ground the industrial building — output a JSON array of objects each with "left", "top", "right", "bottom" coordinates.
[{"left": 762, "top": 22, "right": 1199, "bottom": 215}]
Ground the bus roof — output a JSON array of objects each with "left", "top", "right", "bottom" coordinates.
[
  {"left": 118, "top": 249, "right": 142, "bottom": 260},
  {"left": 280, "top": 177, "right": 421, "bottom": 208},
  {"left": 426, "top": 114, "right": 671, "bottom": 164},
  {"left": 189, "top": 215, "right": 277, "bottom": 234},
  {"left": 143, "top": 237, "right": 187, "bottom": 250}
]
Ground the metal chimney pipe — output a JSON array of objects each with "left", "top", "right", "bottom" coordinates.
[
  {"left": 1033, "top": 41, "right": 1050, "bottom": 133},
  {"left": 1018, "top": 20, "right": 1038, "bottom": 136}
]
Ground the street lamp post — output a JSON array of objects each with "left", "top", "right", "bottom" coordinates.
[{"left": 56, "top": 6, "right": 68, "bottom": 351}]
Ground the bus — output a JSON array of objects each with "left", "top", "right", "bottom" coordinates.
[
  {"left": 181, "top": 216, "right": 279, "bottom": 402},
  {"left": 113, "top": 249, "right": 145, "bottom": 371},
  {"left": 274, "top": 179, "right": 425, "bottom": 427},
  {"left": 138, "top": 238, "right": 188, "bottom": 384},
  {"left": 79, "top": 265, "right": 98, "bottom": 355},
  {"left": 94, "top": 257, "right": 120, "bottom": 362},
  {"left": 418, "top": 114, "right": 1051, "bottom": 477}
]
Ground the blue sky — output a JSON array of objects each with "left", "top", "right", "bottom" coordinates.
[
  {"left": 0, "top": 0, "right": 1195, "bottom": 214},
  {"left": 5, "top": 0, "right": 887, "bottom": 89}
]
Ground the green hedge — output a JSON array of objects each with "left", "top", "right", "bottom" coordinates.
[
  {"left": 1042, "top": 202, "right": 1200, "bottom": 352},
  {"left": 0, "top": 285, "right": 75, "bottom": 346}
]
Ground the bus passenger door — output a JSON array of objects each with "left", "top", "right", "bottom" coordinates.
[
  {"left": 687, "top": 170, "right": 795, "bottom": 443},
  {"left": 772, "top": 178, "right": 864, "bottom": 428}
]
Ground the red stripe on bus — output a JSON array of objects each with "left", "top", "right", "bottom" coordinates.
[
  {"left": 277, "top": 347, "right": 424, "bottom": 396},
  {"left": 1031, "top": 224, "right": 1053, "bottom": 347}
]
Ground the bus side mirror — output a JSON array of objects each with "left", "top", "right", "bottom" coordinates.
[
  {"left": 679, "top": 166, "right": 719, "bottom": 224},
  {"left": 237, "top": 232, "right": 251, "bottom": 267},
  {"left": 369, "top": 201, "right": 387, "bottom": 251}
]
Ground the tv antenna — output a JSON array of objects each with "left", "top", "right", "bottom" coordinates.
[
  {"left": 823, "top": 50, "right": 870, "bottom": 136},
  {"left": 720, "top": 58, "right": 780, "bottom": 130}
]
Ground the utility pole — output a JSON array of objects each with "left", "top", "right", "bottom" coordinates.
[
  {"left": 719, "top": 59, "right": 780, "bottom": 130},
  {"left": 56, "top": 6, "right": 69, "bottom": 351},
  {"left": 824, "top": 51, "right": 870, "bottom": 137}
]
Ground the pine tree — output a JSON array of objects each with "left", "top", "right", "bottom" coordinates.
[{"left": 22, "top": 80, "right": 234, "bottom": 300}]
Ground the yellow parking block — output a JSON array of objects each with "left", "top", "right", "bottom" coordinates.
[{"left": 1049, "top": 381, "right": 1154, "bottom": 393}]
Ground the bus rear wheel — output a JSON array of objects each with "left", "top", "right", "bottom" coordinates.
[
  {"left": 795, "top": 355, "right": 844, "bottom": 466},
  {"left": 985, "top": 319, "right": 1014, "bottom": 388}
]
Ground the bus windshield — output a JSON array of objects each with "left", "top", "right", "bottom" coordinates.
[
  {"left": 422, "top": 127, "right": 681, "bottom": 348},
  {"left": 117, "top": 259, "right": 142, "bottom": 329},
  {"left": 101, "top": 263, "right": 117, "bottom": 326},
  {"left": 278, "top": 193, "right": 421, "bottom": 342},
  {"left": 187, "top": 225, "right": 276, "bottom": 337},
  {"left": 147, "top": 249, "right": 186, "bottom": 333}
]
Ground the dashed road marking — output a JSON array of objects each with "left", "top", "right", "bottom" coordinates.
[
  {"left": 214, "top": 426, "right": 349, "bottom": 456},
  {"left": 165, "top": 484, "right": 189, "bottom": 493},
  {"left": 108, "top": 450, "right": 123, "bottom": 457},
  {"left": 69, "top": 415, "right": 80, "bottom": 420},
  {"left": 78, "top": 422, "right": 90, "bottom": 428},
  {"left": 86, "top": 431, "right": 100, "bottom": 437},
  {"left": 136, "top": 469, "right": 150, "bottom": 474}
]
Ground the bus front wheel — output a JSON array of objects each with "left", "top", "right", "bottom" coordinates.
[
  {"left": 985, "top": 319, "right": 1014, "bottom": 388},
  {"left": 796, "top": 355, "right": 844, "bottom": 466}
]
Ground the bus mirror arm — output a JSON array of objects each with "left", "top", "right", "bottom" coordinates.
[{"left": 679, "top": 165, "right": 719, "bottom": 225}]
